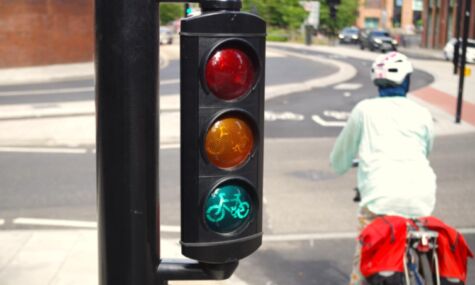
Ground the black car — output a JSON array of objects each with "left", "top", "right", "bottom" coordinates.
[
  {"left": 338, "top": 27, "right": 359, "bottom": 44},
  {"left": 359, "top": 30, "right": 398, "bottom": 52}
]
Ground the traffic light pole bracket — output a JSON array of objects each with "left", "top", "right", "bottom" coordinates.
[{"left": 157, "top": 260, "right": 238, "bottom": 284}]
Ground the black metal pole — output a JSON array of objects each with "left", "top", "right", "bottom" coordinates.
[
  {"left": 95, "top": 1, "right": 159, "bottom": 285},
  {"left": 455, "top": 0, "right": 471, "bottom": 123},
  {"left": 453, "top": 0, "right": 463, "bottom": 74}
]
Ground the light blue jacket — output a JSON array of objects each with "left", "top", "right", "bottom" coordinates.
[{"left": 330, "top": 97, "right": 436, "bottom": 218}]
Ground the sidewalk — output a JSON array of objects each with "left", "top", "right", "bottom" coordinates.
[
  {"left": 1, "top": 42, "right": 474, "bottom": 285},
  {"left": 0, "top": 229, "right": 246, "bottom": 285}
]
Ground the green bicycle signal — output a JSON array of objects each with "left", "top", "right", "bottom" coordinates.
[{"left": 204, "top": 184, "right": 252, "bottom": 233}]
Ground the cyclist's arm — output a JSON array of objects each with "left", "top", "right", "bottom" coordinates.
[
  {"left": 425, "top": 112, "right": 435, "bottom": 157},
  {"left": 330, "top": 107, "right": 363, "bottom": 175}
]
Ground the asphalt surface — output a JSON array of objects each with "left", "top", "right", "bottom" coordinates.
[
  {"left": 0, "top": 54, "right": 337, "bottom": 105},
  {"left": 1, "top": 45, "right": 474, "bottom": 285},
  {"left": 264, "top": 45, "right": 434, "bottom": 138}
]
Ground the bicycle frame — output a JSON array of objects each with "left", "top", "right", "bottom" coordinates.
[{"left": 403, "top": 221, "right": 440, "bottom": 285}]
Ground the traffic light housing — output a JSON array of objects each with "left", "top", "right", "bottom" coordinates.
[
  {"left": 327, "top": 0, "right": 340, "bottom": 19},
  {"left": 180, "top": 11, "right": 265, "bottom": 264}
]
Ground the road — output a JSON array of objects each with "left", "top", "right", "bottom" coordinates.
[{"left": 0, "top": 44, "right": 474, "bottom": 284}]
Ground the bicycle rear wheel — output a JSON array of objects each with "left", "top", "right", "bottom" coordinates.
[{"left": 420, "top": 253, "right": 434, "bottom": 285}]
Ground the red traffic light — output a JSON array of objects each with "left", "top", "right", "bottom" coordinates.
[{"left": 205, "top": 47, "right": 256, "bottom": 101}]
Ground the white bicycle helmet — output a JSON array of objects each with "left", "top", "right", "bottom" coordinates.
[{"left": 371, "top": 52, "right": 413, "bottom": 87}]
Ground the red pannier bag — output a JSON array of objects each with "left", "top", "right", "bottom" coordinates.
[
  {"left": 418, "top": 216, "right": 474, "bottom": 283},
  {"left": 359, "top": 216, "right": 407, "bottom": 277},
  {"left": 359, "top": 215, "right": 474, "bottom": 283}
]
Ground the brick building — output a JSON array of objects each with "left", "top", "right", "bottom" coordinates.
[
  {"left": 0, "top": 0, "right": 94, "bottom": 68},
  {"left": 357, "top": 0, "right": 423, "bottom": 31},
  {"left": 421, "top": 0, "right": 475, "bottom": 49}
]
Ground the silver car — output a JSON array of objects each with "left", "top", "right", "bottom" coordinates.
[{"left": 160, "top": 27, "right": 173, "bottom": 45}]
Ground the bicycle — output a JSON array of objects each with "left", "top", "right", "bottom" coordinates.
[{"left": 205, "top": 192, "right": 250, "bottom": 223}]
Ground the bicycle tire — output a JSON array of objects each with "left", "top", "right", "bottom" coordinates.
[
  {"left": 420, "top": 253, "right": 434, "bottom": 285},
  {"left": 206, "top": 205, "right": 225, "bottom": 222}
]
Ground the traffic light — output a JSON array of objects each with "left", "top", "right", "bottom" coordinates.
[
  {"left": 184, "top": 3, "right": 193, "bottom": 17},
  {"left": 327, "top": 0, "right": 340, "bottom": 19},
  {"left": 180, "top": 10, "right": 265, "bottom": 264}
]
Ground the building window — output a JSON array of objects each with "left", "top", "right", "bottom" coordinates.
[{"left": 365, "top": 17, "right": 380, "bottom": 28}]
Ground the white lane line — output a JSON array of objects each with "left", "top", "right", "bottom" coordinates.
[
  {"left": 160, "top": 143, "right": 180, "bottom": 150},
  {"left": 0, "top": 144, "right": 178, "bottom": 154},
  {"left": 0, "top": 87, "right": 94, "bottom": 97},
  {"left": 344, "top": 92, "right": 352, "bottom": 97},
  {"left": 9, "top": 217, "right": 475, "bottom": 240},
  {"left": 0, "top": 146, "right": 88, "bottom": 154},
  {"left": 160, "top": 79, "right": 180, "bottom": 85},
  {"left": 264, "top": 227, "right": 475, "bottom": 242},
  {"left": 459, "top": 228, "right": 475, "bottom": 235},
  {"left": 11, "top": 217, "right": 180, "bottom": 233},
  {"left": 264, "top": 232, "right": 357, "bottom": 242},
  {"left": 265, "top": 111, "right": 304, "bottom": 121},
  {"left": 333, "top": 83, "right": 362, "bottom": 90},
  {"left": 311, "top": 115, "right": 347, "bottom": 127},
  {"left": 323, "top": 110, "right": 350, "bottom": 120},
  {"left": 0, "top": 80, "right": 178, "bottom": 97},
  {"left": 0, "top": 219, "right": 5, "bottom": 226},
  {"left": 160, "top": 225, "right": 181, "bottom": 233},
  {"left": 13, "top": 218, "right": 97, "bottom": 228}
]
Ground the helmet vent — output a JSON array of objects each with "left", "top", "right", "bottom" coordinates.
[{"left": 388, "top": 68, "right": 398, "bottom": 72}]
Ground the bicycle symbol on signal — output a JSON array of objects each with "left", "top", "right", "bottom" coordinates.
[{"left": 206, "top": 192, "right": 250, "bottom": 223}]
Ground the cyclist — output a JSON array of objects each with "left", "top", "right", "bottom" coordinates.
[{"left": 329, "top": 52, "right": 437, "bottom": 285}]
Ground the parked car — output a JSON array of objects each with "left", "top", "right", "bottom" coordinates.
[
  {"left": 160, "top": 27, "right": 173, "bottom": 45},
  {"left": 338, "top": 27, "right": 360, "bottom": 44},
  {"left": 443, "top": 38, "right": 475, "bottom": 64},
  {"left": 359, "top": 30, "right": 398, "bottom": 52}
]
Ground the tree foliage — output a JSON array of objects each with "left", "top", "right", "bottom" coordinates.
[
  {"left": 319, "top": 0, "right": 359, "bottom": 35},
  {"left": 242, "top": 0, "right": 308, "bottom": 30},
  {"left": 160, "top": 3, "right": 183, "bottom": 25}
]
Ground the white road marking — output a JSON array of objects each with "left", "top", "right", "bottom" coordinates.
[
  {"left": 0, "top": 87, "right": 94, "bottom": 97},
  {"left": 264, "top": 232, "right": 357, "bottom": 242},
  {"left": 333, "top": 83, "right": 362, "bottom": 90},
  {"left": 459, "top": 228, "right": 475, "bottom": 235},
  {"left": 344, "top": 92, "right": 352, "bottom": 97},
  {"left": 13, "top": 218, "right": 97, "bottom": 228},
  {"left": 264, "top": 227, "right": 475, "bottom": 242},
  {"left": 0, "top": 219, "right": 4, "bottom": 226},
  {"left": 160, "top": 143, "right": 180, "bottom": 150},
  {"left": 0, "top": 144, "right": 178, "bottom": 154},
  {"left": 0, "top": 146, "right": 88, "bottom": 154},
  {"left": 0, "top": 80, "right": 178, "bottom": 97},
  {"left": 266, "top": 49, "right": 287, "bottom": 58},
  {"left": 311, "top": 115, "right": 347, "bottom": 127},
  {"left": 323, "top": 110, "right": 350, "bottom": 120},
  {"left": 160, "top": 79, "right": 180, "bottom": 85},
  {"left": 8, "top": 217, "right": 475, "bottom": 241},
  {"left": 265, "top": 111, "right": 304, "bottom": 121},
  {"left": 11, "top": 217, "right": 181, "bottom": 233}
]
